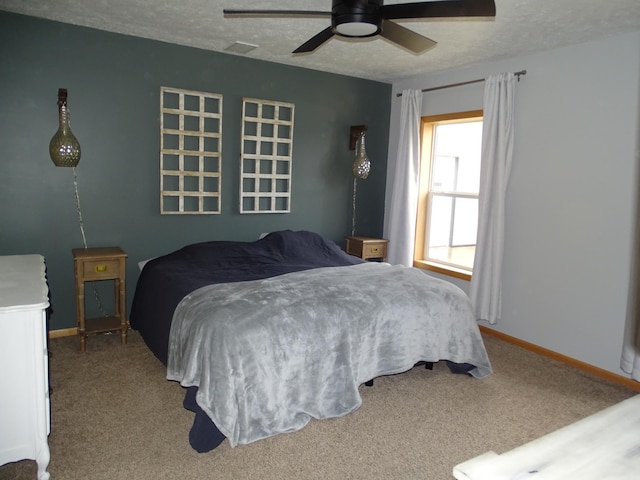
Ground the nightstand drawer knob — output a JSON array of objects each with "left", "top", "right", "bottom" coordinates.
[
  {"left": 95, "top": 264, "right": 109, "bottom": 273},
  {"left": 371, "top": 247, "right": 379, "bottom": 253}
]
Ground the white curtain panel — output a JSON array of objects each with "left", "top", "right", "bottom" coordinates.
[
  {"left": 469, "top": 73, "right": 516, "bottom": 324},
  {"left": 385, "top": 89, "right": 423, "bottom": 266},
  {"left": 621, "top": 202, "right": 640, "bottom": 380}
]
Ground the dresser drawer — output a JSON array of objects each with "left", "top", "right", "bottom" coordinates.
[{"left": 82, "top": 259, "right": 121, "bottom": 280}]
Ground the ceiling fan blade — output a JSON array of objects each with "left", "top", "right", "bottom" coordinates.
[
  {"left": 382, "top": 0, "right": 496, "bottom": 20},
  {"left": 380, "top": 20, "right": 437, "bottom": 54},
  {"left": 293, "top": 27, "right": 335, "bottom": 54},
  {"left": 223, "top": 9, "right": 330, "bottom": 18}
]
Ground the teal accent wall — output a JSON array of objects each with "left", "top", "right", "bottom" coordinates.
[{"left": 0, "top": 11, "right": 391, "bottom": 331}]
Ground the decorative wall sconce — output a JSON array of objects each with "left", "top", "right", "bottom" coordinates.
[
  {"left": 49, "top": 88, "right": 81, "bottom": 167},
  {"left": 49, "top": 88, "right": 88, "bottom": 249},
  {"left": 350, "top": 125, "right": 371, "bottom": 236},
  {"left": 352, "top": 130, "right": 370, "bottom": 180}
]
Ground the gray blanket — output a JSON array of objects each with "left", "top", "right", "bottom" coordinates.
[{"left": 167, "top": 262, "right": 492, "bottom": 447}]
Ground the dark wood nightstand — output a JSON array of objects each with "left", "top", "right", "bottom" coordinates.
[
  {"left": 345, "top": 236, "right": 389, "bottom": 262},
  {"left": 72, "top": 247, "right": 128, "bottom": 352}
]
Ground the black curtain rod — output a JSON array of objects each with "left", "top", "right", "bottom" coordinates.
[{"left": 396, "top": 70, "right": 527, "bottom": 97}]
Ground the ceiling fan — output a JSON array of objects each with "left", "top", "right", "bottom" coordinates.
[{"left": 223, "top": 0, "right": 496, "bottom": 54}]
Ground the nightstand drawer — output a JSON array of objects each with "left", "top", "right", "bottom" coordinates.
[
  {"left": 82, "top": 259, "right": 121, "bottom": 280},
  {"left": 345, "top": 236, "right": 389, "bottom": 261},
  {"left": 362, "top": 242, "right": 386, "bottom": 258}
]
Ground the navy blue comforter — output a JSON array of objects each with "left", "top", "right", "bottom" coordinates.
[
  {"left": 129, "top": 230, "right": 363, "bottom": 451},
  {"left": 130, "top": 230, "right": 363, "bottom": 365}
]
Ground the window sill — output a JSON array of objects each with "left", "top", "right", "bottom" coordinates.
[{"left": 413, "top": 260, "right": 472, "bottom": 281}]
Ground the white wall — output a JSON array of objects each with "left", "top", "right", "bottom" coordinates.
[{"left": 385, "top": 31, "right": 640, "bottom": 376}]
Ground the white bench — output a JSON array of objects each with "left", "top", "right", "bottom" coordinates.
[{"left": 453, "top": 394, "right": 640, "bottom": 480}]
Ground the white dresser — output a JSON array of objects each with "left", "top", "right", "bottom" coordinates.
[
  {"left": 453, "top": 394, "right": 640, "bottom": 480},
  {"left": 0, "top": 254, "right": 51, "bottom": 480}
]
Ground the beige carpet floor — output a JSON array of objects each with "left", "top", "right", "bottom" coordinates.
[{"left": 0, "top": 331, "right": 635, "bottom": 480}]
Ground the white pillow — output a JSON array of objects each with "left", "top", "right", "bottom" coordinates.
[{"left": 138, "top": 258, "right": 156, "bottom": 271}]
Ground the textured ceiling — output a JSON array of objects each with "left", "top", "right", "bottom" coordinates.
[{"left": 2, "top": 0, "right": 640, "bottom": 83}]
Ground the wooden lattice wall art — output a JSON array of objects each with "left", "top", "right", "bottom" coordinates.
[
  {"left": 239, "top": 97, "right": 295, "bottom": 214},
  {"left": 160, "top": 87, "right": 223, "bottom": 214}
]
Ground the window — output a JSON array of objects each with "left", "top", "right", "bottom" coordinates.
[{"left": 415, "top": 111, "right": 483, "bottom": 280}]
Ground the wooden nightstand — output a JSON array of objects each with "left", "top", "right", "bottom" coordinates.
[
  {"left": 72, "top": 247, "right": 128, "bottom": 352},
  {"left": 345, "top": 236, "right": 389, "bottom": 262}
]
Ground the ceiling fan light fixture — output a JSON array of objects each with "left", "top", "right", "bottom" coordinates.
[
  {"left": 332, "top": 0, "right": 382, "bottom": 38},
  {"left": 333, "top": 17, "right": 380, "bottom": 37}
]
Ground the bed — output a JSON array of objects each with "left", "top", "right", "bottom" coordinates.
[{"left": 130, "top": 230, "right": 492, "bottom": 452}]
